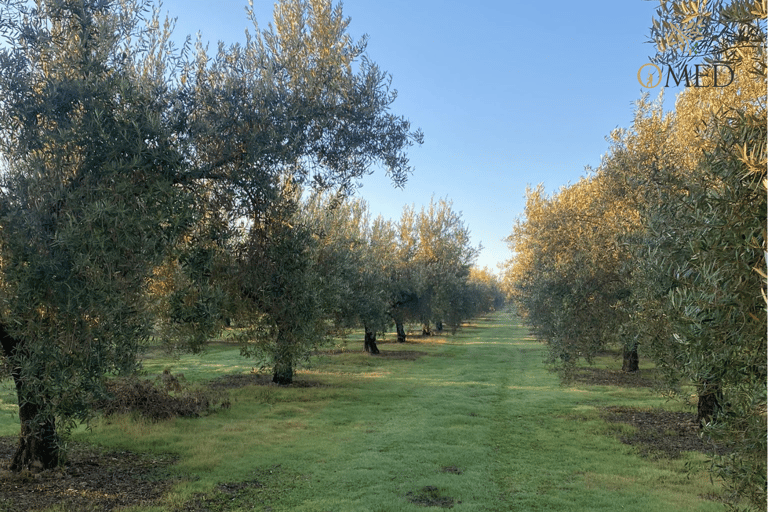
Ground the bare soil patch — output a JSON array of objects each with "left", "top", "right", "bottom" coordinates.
[
  {"left": 567, "top": 367, "right": 658, "bottom": 388},
  {"left": 571, "top": 366, "right": 724, "bottom": 459},
  {"left": 405, "top": 485, "right": 457, "bottom": 508},
  {"left": 601, "top": 406, "right": 723, "bottom": 459},
  {"left": 0, "top": 437, "right": 178, "bottom": 512}
]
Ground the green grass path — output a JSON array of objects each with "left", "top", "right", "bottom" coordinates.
[{"left": 71, "top": 312, "right": 721, "bottom": 511}]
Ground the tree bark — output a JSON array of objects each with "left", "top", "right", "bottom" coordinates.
[
  {"left": 11, "top": 398, "right": 59, "bottom": 472},
  {"left": 622, "top": 345, "right": 639, "bottom": 372},
  {"left": 422, "top": 322, "right": 431, "bottom": 336},
  {"left": 272, "top": 358, "right": 293, "bottom": 385},
  {"left": 363, "top": 325, "right": 380, "bottom": 354},
  {"left": 696, "top": 380, "right": 722, "bottom": 427},
  {"left": 435, "top": 321, "right": 443, "bottom": 332},
  {"left": 395, "top": 321, "right": 406, "bottom": 343},
  {"left": 0, "top": 324, "right": 59, "bottom": 472},
  {"left": 271, "top": 331, "right": 293, "bottom": 385}
]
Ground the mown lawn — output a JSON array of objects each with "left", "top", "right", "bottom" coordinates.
[{"left": 0, "top": 312, "right": 724, "bottom": 511}]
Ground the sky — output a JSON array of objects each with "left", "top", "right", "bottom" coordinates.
[{"left": 161, "top": 0, "right": 682, "bottom": 272}]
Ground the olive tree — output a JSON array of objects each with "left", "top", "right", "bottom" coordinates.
[
  {"left": 670, "top": 111, "right": 765, "bottom": 507},
  {"left": 390, "top": 198, "right": 478, "bottom": 338},
  {"left": 298, "top": 195, "right": 395, "bottom": 354},
  {"left": 464, "top": 267, "right": 505, "bottom": 319},
  {"left": 412, "top": 198, "right": 478, "bottom": 334},
  {"left": 0, "top": 0, "right": 193, "bottom": 471},
  {"left": 503, "top": 174, "right": 639, "bottom": 372},
  {"left": 620, "top": 99, "right": 766, "bottom": 510},
  {"left": 644, "top": 7, "right": 766, "bottom": 503},
  {"left": 199, "top": 0, "right": 421, "bottom": 384},
  {"left": 0, "top": 0, "right": 422, "bottom": 469},
  {"left": 232, "top": 182, "right": 329, "bottom": 385},
  {"left": 648, "top": 0, "right": 766, "bottom": 72},
  {"left": 388, "top": 205, "right": 431, "bottom": 342}
]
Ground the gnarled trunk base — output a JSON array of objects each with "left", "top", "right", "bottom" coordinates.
[
  {"left": 272, "top": 365, "right": 293, "bottom": 385},
  {"left": 396, "top": 321, "right": 406, "bottom": 343},
  {"left": 272, "top": 340, "right": 293, "bottom": 385},
  {"left": 1, "top": 323, "right": 60, "bottom": 472},
  {"left": 364, "top": 326, "right": 380, "bottom": 354},
  {"left": 11, "top": 407, "right": 58, "bottom": 472},
  {"left": 622, "top": 345, "right": 639, "bottom": 373},
  {"left": 697, "top": 381, "right": 722, "bottom": 427}
]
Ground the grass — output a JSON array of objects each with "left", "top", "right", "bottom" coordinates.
[{"left": 0, "top": 312, "right": 725, "bottom": 511}]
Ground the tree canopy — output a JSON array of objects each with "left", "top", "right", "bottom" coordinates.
[
  {"left": 504, "top": 6, "right": 766, "bottom": 504},
  {"left": 0, "top": 0, "right": 422, "bottom": 470}
]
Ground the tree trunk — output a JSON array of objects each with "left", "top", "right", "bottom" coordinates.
[
  {"left": 696, "top": 380, "right": 722, "bottom": 427},
  {"left": 396, "top": 321, "right": 406, "bottom": 343},
  {"left": 11, "top": 398, "right": 59, "bottom": 472},
  {"left": 422, "top": 322, "right": 431, "bottom": 336},
  {"left": 363, "top": 325, "right": 380, "bottom": 354},
  {"left": 272, "top": 332, "right": 293, "bottom": 385},
  {"left": 0, "top": 324, "right": 60, "bottom": 472},
  {"left": 622, "top": 344, "right": 639, "bottom": 372},
  {"left": 435, "top": 321, "right": 443, "bottom": 332},
  {"left": 272, "top": 357, "right": 293, "bottom": 385}
]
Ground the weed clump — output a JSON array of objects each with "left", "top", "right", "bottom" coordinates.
[{"left": 97, "top": 369, "right": 228, "bottom": 421}]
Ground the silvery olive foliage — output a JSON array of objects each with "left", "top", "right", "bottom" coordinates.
[
  {"left": 648, "top": 0, "right": 766, "bottom": 73},
  {"left": 507, "top": 3, "right": 766, "bottom": 506},
  {"left": 0, "top": 0, "right": 422, "bottom": 469}
]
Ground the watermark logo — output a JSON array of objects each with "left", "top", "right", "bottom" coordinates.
[
  {"left": 638, "top": 63, "right": 662, "bottom": 88},
  {"left": 638, "top": 62, "right": 734, "bottom": 88},
  {"left": 639, "top": 16, "right": 734, "bottom": 88}
]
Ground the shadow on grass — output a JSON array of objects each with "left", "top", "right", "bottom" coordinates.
[
  {"left": 405, "top": 485, "right": 457, "bottom": 508},
  {"left": 566, "top": 367, "right": 659, "bottom": 388},
  {"left": 208, "top": 373, "right": 331, "bottom": 389},
  {"left": 601, "top": 406, "right": 727, "bottom": 459}
]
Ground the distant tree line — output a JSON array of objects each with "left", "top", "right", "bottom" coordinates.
[
  {"left": 156, "top": 191, "right": 503, "bottom": 384},
  {"left": 503, "top": 1, "right": 765, "bottom": 507}
]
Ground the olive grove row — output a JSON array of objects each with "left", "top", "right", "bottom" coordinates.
[
  {"left": 502, "top": 2, "right": 766, "bottom": 508},
  {"left": 0, "top": 0, "right": 502, "bottom": 474}
]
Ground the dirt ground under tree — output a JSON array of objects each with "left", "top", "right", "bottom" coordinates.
[{"left": 0, "top": 439, "right": 178, "bottom": 512}]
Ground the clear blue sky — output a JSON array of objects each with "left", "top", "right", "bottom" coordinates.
[{"left": 162, "top": 0, "right": 680, "bottom": 272}]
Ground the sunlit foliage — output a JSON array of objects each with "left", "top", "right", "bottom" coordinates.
[
  {"left": 505, "top": 13, "right": 766, "bottom": 505},
  {"left": 0, "top": 0, "right": 421, "bottom": 469},
  {"left": 391, "top": 198, "right": 481, "bottom": 337},
  {"left": 503, "top": 172, "right": 641, "bottom": 370}
]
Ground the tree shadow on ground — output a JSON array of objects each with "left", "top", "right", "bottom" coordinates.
[
  {"left": 319, "top": 347, "right": 429, "bottom": 359},
  {"left": 601, "top": 406, "right": 724, "bottom": 459},
  {"left": 568, "top": 367, "right": 658, "bottom": 388},
  {"left": 571, "top": 367, "right": 722, "bottom": 460},
  {"left": 208, "top": 372, "right": 331, "bottom": 389},
  {"left": 405, "top": 485, "right": 457, "bottom": 508}
]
